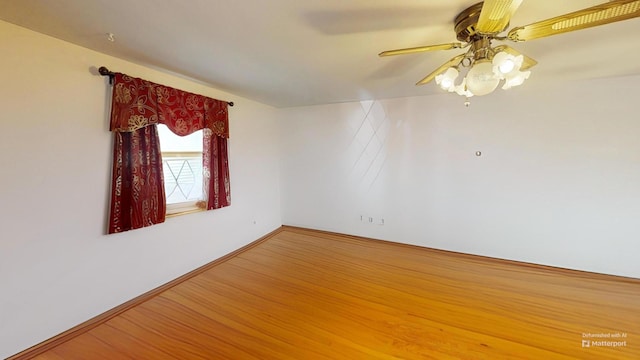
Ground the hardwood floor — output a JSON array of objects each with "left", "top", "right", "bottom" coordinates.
[{"left": 13, "top": 227, "right": 640, "bottom": 359}]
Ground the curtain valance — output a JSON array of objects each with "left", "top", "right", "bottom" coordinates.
[{"left": 110, "top": 73, "right": 229, "bottom": 138}]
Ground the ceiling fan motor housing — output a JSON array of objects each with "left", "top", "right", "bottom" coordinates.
[{"left": 454, "top": 2, "right": 509, "bottom": 42}]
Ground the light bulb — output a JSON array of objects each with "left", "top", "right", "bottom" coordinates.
[
  {"left": 499, "top": 59, "right": 515, "bottom": 74},
  {"left": 435, "top": 67, "right": 459, "bottom": 92},
  {"left": 493, "top": 52, "right": 524, "bottom": 79},
  {"left": 466, "top": 60, "right": 499, "bottom": 96}
]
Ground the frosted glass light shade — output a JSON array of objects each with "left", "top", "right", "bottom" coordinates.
[
  {"left": 435, "top": 67, "right": 459, "bottom": 92},
  {"left": 502, "top": 70, "right": 531, "bottom": 89},
  {"left": 493, "top": 52, "right": 524, "bottom": 79},
  {"left": 466, "top": 60, "right": 499, "bottom": 96},
  {"left": 454, "top": 78, "right": 474, "bottom": 97}
]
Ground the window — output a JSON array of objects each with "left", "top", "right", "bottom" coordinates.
[{"left": 158, "top": 125, "right": 204, "bottom": 216}]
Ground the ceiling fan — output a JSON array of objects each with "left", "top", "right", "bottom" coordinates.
[{"left": 379, "top": 0, "right": 640, "bottom": 97}]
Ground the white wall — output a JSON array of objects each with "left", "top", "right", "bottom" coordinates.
[
  {"left": 0, "top": 21, "right": 281, "bottom": 358},
  {"left": 280, "top": 74, "right": 640, "bottom": 279}
]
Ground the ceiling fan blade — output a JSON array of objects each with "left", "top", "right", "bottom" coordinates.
[
  {"left": 492, "top": 45, "right": 538, "bottom": 70},
  {"left": 379, "top": 43, "right": 464, "bottom": 57},
  {"left": 476, "top": 0, "right": 524, "bottom": 34},
  {"left": 507, "top": 0, "right": 640, "bottom": 41},
  {"left": 416, "top": 54, "right": 466, "bottom": 85}
]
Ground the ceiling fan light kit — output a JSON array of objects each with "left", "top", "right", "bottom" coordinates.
[
  {"left": 379, "top": 0, "right": 640, "bottom": 99},
  {"left": 434, "top": 44, "right": 528, "bottom": 97}
]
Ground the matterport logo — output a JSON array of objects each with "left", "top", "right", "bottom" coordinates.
[{"left": 581, "top": 332, "right": 628, "bottom": 348}]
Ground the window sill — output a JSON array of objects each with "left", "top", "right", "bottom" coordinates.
[{"left": 166, "top": 200, "right": 206, "bottom": 218}]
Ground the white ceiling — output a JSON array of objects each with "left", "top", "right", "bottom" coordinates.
[{"left": 2, "top": 0, "right": 639, "bottom": 108}]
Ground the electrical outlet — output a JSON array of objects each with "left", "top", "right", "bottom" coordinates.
[{"left": 360, "top": 215, "right": 384, "bottom": 225}]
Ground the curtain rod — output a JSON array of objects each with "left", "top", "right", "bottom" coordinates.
[{"left": 98, "top": 66, "right": 234, "bottom": 107}]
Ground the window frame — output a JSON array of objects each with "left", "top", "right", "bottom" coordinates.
[{"left": 159, "top": 129, "right": 206, "bottom": 217}]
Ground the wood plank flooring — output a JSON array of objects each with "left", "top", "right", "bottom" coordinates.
[{"left": 14, "top": 227, "right": 640, "bottom": 359}]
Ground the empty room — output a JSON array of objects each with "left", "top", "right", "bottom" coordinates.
[{"left": 1, "top": 1, "right": 639, "bottom": 359}]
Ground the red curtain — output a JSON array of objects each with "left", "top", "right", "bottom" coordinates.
[
  {"left": 108, "top": 128, "right": 166, "bottom": 234},
  {"left": 204, "top": 131, "right": 230, "bottom": 209},
  {"left": 108, "top": 73, "right": 230, "bottom": 234}
]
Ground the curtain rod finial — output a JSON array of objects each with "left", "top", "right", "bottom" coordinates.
[
  {"left": 98, "top": 66, "right": 115, "bottom": 84},
  {"left": 98, "top": 66, "right": 111, "bottom": 76}
]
